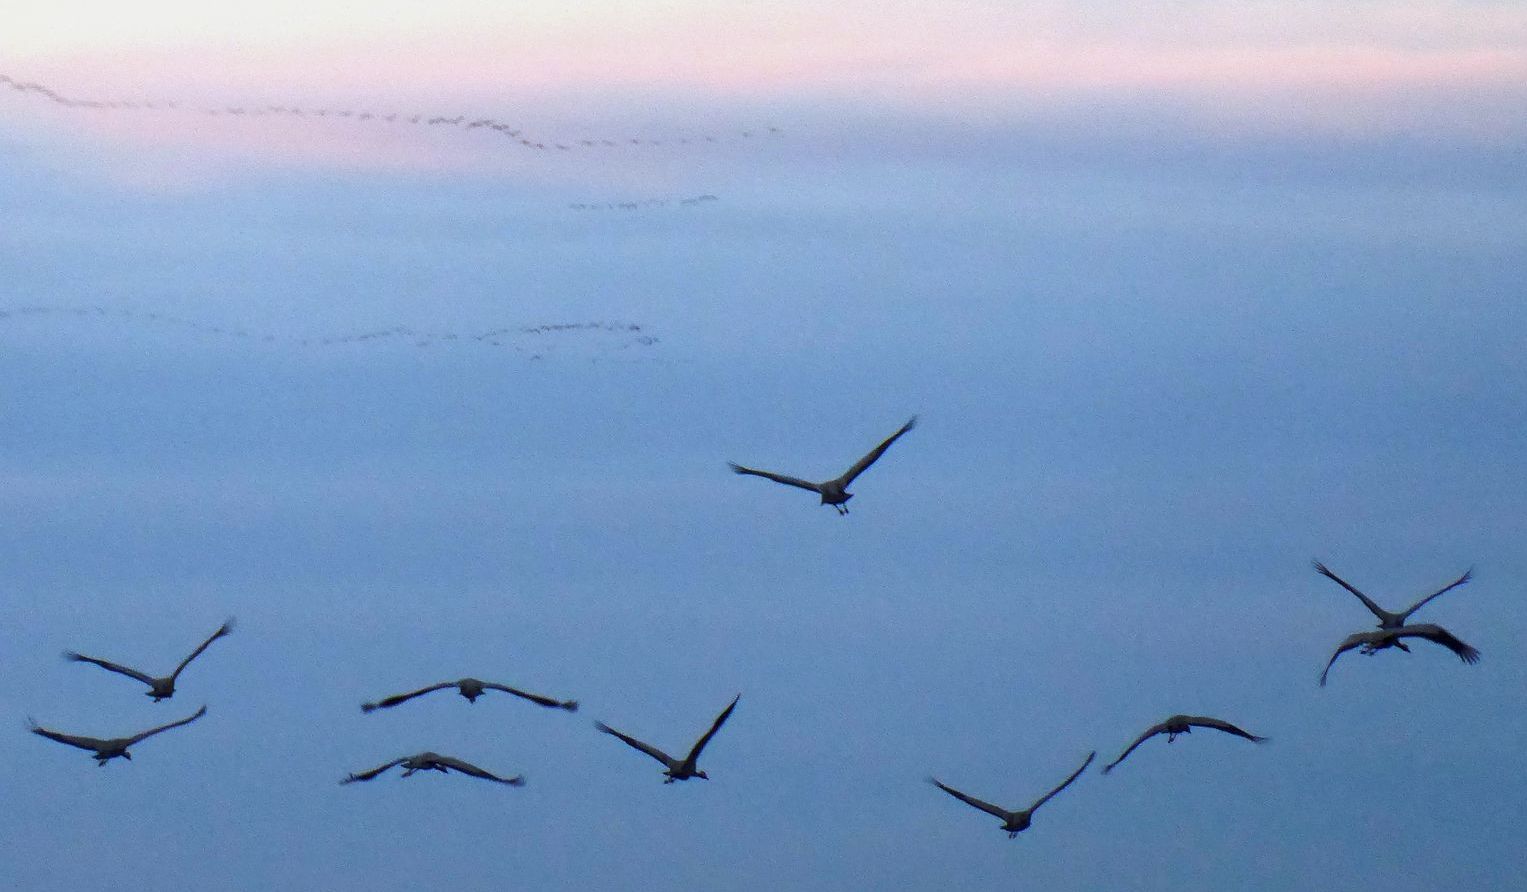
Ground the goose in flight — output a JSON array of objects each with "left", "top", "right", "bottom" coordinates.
[
  {"left": 595, "top": 694, "right": 739, "bottom": 782},
  {"left": 65, "top": 619, "right": 233, "bottom": 701},
  {"left": 729, "top": 417, "right": 917, "bottom": 514},
  {"left": 1319, "top": 624, "right": 1480, "bottom": 686},
  {"left": 1102, "top": 715, "right": 1266, "bottom": 773},
  {"left": 361, "top": 678, "right": 578, "bottom": 714},
  {"left": 341, "top": 751, "right": 524, "bottom": 786},
  {"left": 29, "top": 705, "right": 207, "bottom": 766},
  {"left": 929, "top": 751, "right": 1095, "bottom": 838},
  {"left": 1313, "top": 560, "right": 1472, "bottom": 629}
]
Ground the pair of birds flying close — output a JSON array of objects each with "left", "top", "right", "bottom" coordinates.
[
  {"left": 730, "top": 417, "right": 916, "bottom": 515},
  {"left": 1313, "top": 562, "right": 1480, "bottom": 685}
]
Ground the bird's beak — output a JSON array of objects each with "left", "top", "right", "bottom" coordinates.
[{"left": 123, "top": 752, "right": 132, "bottom": 760}]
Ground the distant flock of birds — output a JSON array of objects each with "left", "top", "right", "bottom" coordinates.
[
  {"left": 26, "top": 416, "right": 1483, "bottom": 839},
  {"left": 568, "top": 194, "right": 719, "bottom": 212},
  {"left": 1, "top": 73, "right": 781, "bottom": 154},
  {"left": 0, "top": 305, "right": 658, "bottom": 358}
]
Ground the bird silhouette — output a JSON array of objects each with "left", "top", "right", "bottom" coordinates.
[
  {"left": 930, "top": 751, "right": 1095, "bottom": 838},
  {"left": 1320, "top": 624, "right": 1480, "bottom": 686},
  {"left": 595, "top": 694, "right": 739, "bottom": 782},
  {"left": 1103, "top": 715, "right": 1266, "bottom": 773},
  {"left": 65, "top": 620, "right": 233, "bottom": 701},
  {"left": 29, "top": 705, "right": 208, "bottom": 765},
  {"left": 361, "top": 678, "right": 577, "bottom": 713},
  {"left": 341, "top": 751, "right": 524, "bottom": 786},
  {"left": 1313, "top": 561, "right": 1472, "bottom": 629},
  {"left": 729, "top": 417, "right": 917, "bottom": 514}
]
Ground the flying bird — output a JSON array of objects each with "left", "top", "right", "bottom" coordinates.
[
  {"left": 595, "top": 694, "right": 739, "bottom": 782},
  {"left": 1102, "top": 715, "right": 1267, "bottom": 773},
  {"left": 1319, "top": 624, "right": 1480, "bottom": 686},
  {"left": 341, "top": 751, "right": 524, "bottom": 786},
  {"left": 361, "top": 678, "right": 578, "bottom": 713},
  {"left": 65, "top": 619, "right": 233, "bottom": 701},
  {"left": 29, "top": 705, "right": 207, "bottom": 766},
  {"left": 1313, "top": 560, "right": 1472, "bottom": 629},
  {"left": 929, "top": 751, "right": 1095, "bottom": 838},
  {"left": 729, "top": 416, "right": 917, "bottom": 514}
]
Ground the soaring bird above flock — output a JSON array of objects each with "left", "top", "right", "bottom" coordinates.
[
  {"left": 1313, "top": 560, "right": 1472, "bottom": 629},
  {"left": 1102, "top": 715, "right": 1266, "bottom": 773},
  {"left": 729, "top": 416, "right": 916, "bottom": 514},
  {"left": 341, "top": 751, "right": 524, "bottom": 786},
  {"left": 1319, "top": 625, "right": 1480, "bottom": 686},
  {"left": 929, "top": 751, "right": 1095, "bottom": 838},
  {"left": 361, "top": 678, "right": 578, "bottom": 713},
  {"left": 65, "top": 619, "right": 233, "bottom": 701},
  {"left": 29, "top": 705, "right": 207, "bottom": 766},
  {"left": 595, "top": 694, "right": 739, "bottom": 782}
]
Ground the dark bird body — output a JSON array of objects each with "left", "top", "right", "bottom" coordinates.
[
  {"left": 596, "top": 694, "right": 738, "bottom": 782},
  {"left": 66, "top": 620, "right": 233, "bottom": 701},
  {"left": 729, "top": 417, "right": 916, "bottom": 514},
  {"left": 930, "top": 751, "right": 1094, "bottom": 838},
  {"left": 30, "top": 705, "right": 207, "bottom": 765},
  {"left": 342, "top": 751, "right": 524, "bottom": 786},
  {"left": 361, "top": 678, "right": 577, "bottom": 713},
  {"left": 1103, "top": 715, "right": 1267, "bottom": 773},
  {"left": 1313, "top": 561, "right": 1472, "bottom": 629},
  {"left": 1320, "top": 624, "right": 1480, "bottom": 686}
]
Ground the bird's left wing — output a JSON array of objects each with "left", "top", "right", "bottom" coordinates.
[
  {"left": 839, "top": 416, "right": 917, "bottom": 485},
  {"left": 127, "top": 705, "right": 208, "bottom": 745},
  {"left": 684, "top": 694, "right": 740, "bottom": 764},
  {"left": 434, "top": 755, "right": 525, "bottom": 785},
  {"left": 482, "top": 682, "right": 578, "bottom": 711},
  {"left": 1186, "top": 716, "right": 1267, "bottom": 743},
  {"left": 170, "top": 619, "right": 234, "bottom": 680},
  {"left": 1030, "top": 751, "right": 1095, "bottom": 812}
]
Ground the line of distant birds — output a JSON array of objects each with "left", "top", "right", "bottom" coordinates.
[
  {"left": 0, "top": 305, "right": 658, "bottom": 357},
  {"left": 26, "top": 417, "right": 1483, "bottom": 839},
  {"left": 0, "top": 73, "right": 782, "bottom": 154},
  {"left": 568, "top": 194, "right": 719, "bottom": 212}
]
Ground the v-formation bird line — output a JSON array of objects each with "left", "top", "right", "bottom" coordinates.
[
  {"left": 23, "top": 415, "right": 1485, "bottom": 843},
  {"left": 0, "top": 73, "right": 781, "bottom": 154}
]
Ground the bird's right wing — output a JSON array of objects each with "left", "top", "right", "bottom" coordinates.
[
  {"left": 28, "top": 721, "right": 105, "bottom": 753},
  {"left": 127, "top": 705, "right": 207, "bottom": 745},
  {"left": 1186, "top": 716, "right": 1267, "bottom": 743},
  {"left": 1031, "top": 751, "right": 1095, "bottom": 811},
  {"left": 1402, "top": 624, "right": 1482, "bottom": 664},
  {"left": 1319, "top": 633, "right": 1371, "bottom": 686},
  {"left": 1103, "top": 725, "right": 1167, "bottom": 773},
  {"left": 341, "top": 757, "right": 407, "bottom": 784},
  {"left": 1313, "top": 561, "right": 1389, "bottom": 622},
  {"left": 170, "top": 619, "right": 234, "bottom": 680},
  {"left": 727, "top": 463, "right": 820, "bottom": 493},
  {"left": 928, "top": 778, "right": 1010, "bottom": 820},
  {"left": 684, "top": 694, "right": 740, "bottom": 764},
  {"left": 595, "top": 721, "right": 674, "bottom": 766},
  {"left": 839, "top": 416, "right": 917, "bottom": 485},
  {"left": 63, "top": 652, "right": 156, "bottom": 686},
  {"left": 362, "top": 682, "right": 454, "bottom": 713},
  {"left": 1397, "top": 569, "right": 1473, "bottom": 623},
  {"left": 434, "top": 755, "right": 525, "bottom": 785},
  {"left": 481, "top": 682, "right": 578, "bottom": 711}
]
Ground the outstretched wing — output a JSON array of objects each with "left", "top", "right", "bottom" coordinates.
[
  {"left": 64, "top": 652, "right": 155, "bottom": 687},
  {"left": 1313, "top": 561, "right": 1389, "bottom": 622},
  {"left": 684, "top": 694, "right": 740, "bottom": 765},
  {"left": 28, "top": 721, "right": 106, "bottom": 753},
  {"left": 433, "top": 755, "right": 525, "bottom": 785},
  {"left": 595, "top": 721, "right": 674, "bottom": 766},
  {"left": 170, "top": 619, "right": 234, "bottom": 680},
  {"left": 839, "top": 416, "right": 917, "bottom": 485},
  {"left": 1400, "top": 624, "right": 1481, "bottom": 664},
  {"left": 362, "top": 682, "right": 455, "bottom": 713},
  {"left": 728, "top": 463, "right": 820, "bottom": 493},
  {"left": 929, "top": 777, "right": 1011, "bottom": 820},
  {"left": 1397, "top": 569, "right": 1473, "bottom": 623},
  {"left": 1186, "top": 716, "right": 1268, "bottom": 743},
  {"left": 1031, "top": 751, "right": 1095, "bottom": 812},
  {"left": 127, "top": 705, "right": 207, "bottom": 745},
  {"left": 481, "top": 682, "right": 578, "bottom": 711},
  {"left": 1103, "top": 724, "right": 1169, "bottom": 773},
  {"left": 341, "top": 757, "right": 407, "bottom": 784},
  {"left": 1319, "top": 632, "right": 1373, "bottom": 686}
]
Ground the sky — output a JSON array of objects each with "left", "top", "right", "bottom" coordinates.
[{"left": 3, "top": 3, "right": 1526, "bottom": 890}]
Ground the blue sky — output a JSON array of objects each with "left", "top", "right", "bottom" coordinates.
[{"left": 3, "top": 4, "right": 1527, "bottom": 890}]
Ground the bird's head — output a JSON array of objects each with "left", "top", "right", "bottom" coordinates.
[
  {"left": 121, "top": 751, "right": 132, "bottom": 760},
  {"left": 695, "top": 770, "right": 710, "bottom": 780}
]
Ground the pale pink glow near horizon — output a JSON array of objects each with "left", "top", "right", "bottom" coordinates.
[{"left": 6, "top": 2, "right": 1526, "bottom": 175}]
